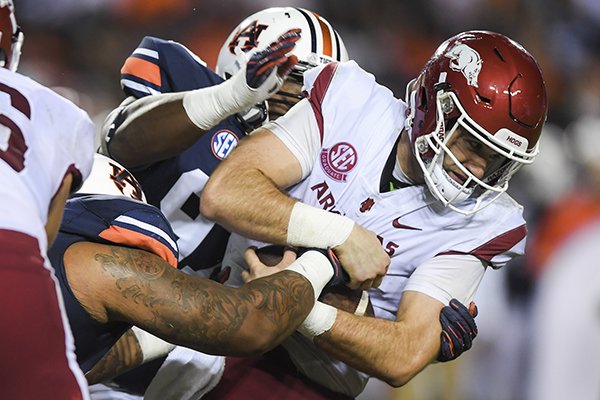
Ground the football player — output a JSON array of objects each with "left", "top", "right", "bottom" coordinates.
[
  {"left": 201, "top": 30, "right": 547, "bottom": 398},
  {"left": 99, "top": 7, "right": 350, "bottom": 280},
  {"left": 50, "top": 154, "right": 345, "bottom": 387},
  {"left": 0, "top": 1, "right": 96, "bottom": 398}
]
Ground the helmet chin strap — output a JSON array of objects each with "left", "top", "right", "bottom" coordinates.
[
  {"left": 427, "top": 155, "right": 473, "bottom": 205},
  {"left": 404, "top": 81, "right": 417, "bottom": 139}
]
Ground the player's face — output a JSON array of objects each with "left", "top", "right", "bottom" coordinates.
[
  {"left": 267, "top": 79, "right": 303, "bottom": 120},
  {"left": 443, "top": 127, "right": 505, "bottom": 185}
]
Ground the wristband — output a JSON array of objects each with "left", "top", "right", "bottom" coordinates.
[
  {"left": 286, "top": 250, "right": 334, "bottom": 300},
  {"left": 287, "top": 202, "right": 355, "bottom": 249},
  {"left": 131, "top": 326, "right": 176, "bottom": 363},
  {"left": 298, "top": 301, "right": 338, "bottom": 340}
]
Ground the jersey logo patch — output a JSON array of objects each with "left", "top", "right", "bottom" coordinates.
[
  {"left": 211, "top": 130, "right": 239, "bottom": 160},
  {"left": 320, "top": 142, "right": 357, "bottom": 182},
  {"left": 360, "top": 198, "right": 375, "bottom": 213},
  {"left": 392, "top": 217, "right": 422, "bottom": 231}
]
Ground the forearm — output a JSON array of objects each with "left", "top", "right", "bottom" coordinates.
[
  {"left": 104, "top": 94, "right": 203, "bottom": 168},
  {"left": 313, "top": 310, "right": 439, "bottom": 387},
  {"left": 202, "top": 164, "right": 296, "bottom": 244},
  {"left": 147, "top": 269, "right": 315, "bottom": 356},
  {"left": 93, "top": 245, "right": 316, "bottom": 356},
  {"left": 85, "top": 329, "right": 143, "bottom": 384}
]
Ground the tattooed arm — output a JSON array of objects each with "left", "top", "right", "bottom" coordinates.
[{"left": 64, "top": 241, "right": 314, "bottom": 356}]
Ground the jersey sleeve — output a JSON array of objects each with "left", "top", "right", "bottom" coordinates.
[
  {"left": 62, "top": 195, "right": 179, "bottom": 268},
  {"left": 403, "top": 254, "right": 487, "bottom": 305},
  {"left": 98, "top": 206, "right": 179, "bottom": 268},
  {"left": 119, "top": 36, "right": 223, "bottom": 98},
  {"left": 441, "top": 199, "right": 528, "bottom": 269}
]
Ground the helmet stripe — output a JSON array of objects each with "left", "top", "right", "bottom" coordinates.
[
  {"left": 295, "top": 8, "right": 317, "bottom": 54},
  {"left": 333, "top": 31, "right": 342, "bottom": 61},
  {"left": 312, "top": 12, "right": 333, "bottom": 58}
]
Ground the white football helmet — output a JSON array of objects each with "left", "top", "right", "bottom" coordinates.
[
  {"left": 0, "top": 0, "right": 23, "bottom": 71},
  {"left": 77, "top": 153, "right": 147, "bottom": 202},
  {"left": 216, "top": 7, "right": 348, "bottom": 126}
]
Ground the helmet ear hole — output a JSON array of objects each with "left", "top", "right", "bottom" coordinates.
[{"left": 419, "top": 87, "right": 428, "bottom": 110}]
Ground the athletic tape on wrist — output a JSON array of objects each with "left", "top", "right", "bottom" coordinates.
[
  {"left": 183, "top": 64, "right": 281, "bottom": 131},
  {"left": 287, "top": 202, "right": 355, "bottom": 249},
  {"left": 286, "top": 250, "right": 334, "bottom": 300},
  {"left": 297, "top": 301, "right": 338, "bottom": 340},
  {"left": 131, "top": 326, "right": 176, "bottom": 363}
]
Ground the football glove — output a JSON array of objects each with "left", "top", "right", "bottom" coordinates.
[
  {"left": 245, "top": 28, "right": 301, "bottom": 90},
  {"left": 437, "top": 298, "right": 478, "bottom": 362}
]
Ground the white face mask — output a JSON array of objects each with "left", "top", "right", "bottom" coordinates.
[{"left": 410, "top": 90, "right": 534, "bottom": 215}]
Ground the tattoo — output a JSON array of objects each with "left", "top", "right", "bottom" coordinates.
[
  {"left": 85, "top": 329, "right": 143, "bottom": 384},
  {"left": 95, "top": 246, "right": 314, "bottom": 354}
]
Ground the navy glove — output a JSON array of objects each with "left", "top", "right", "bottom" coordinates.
[
  {"left": 437, "top": 298, "right": 478, "bottom": 362},
  {"left": 246, "top": 28, "right": 301, "bottom": 89}
]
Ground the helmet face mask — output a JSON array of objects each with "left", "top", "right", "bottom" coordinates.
[
  {"left": 0, "top": 0, "right": 23, "bottom": 72},
  {"left": 407, "top": 31, "right": 547, "bottom": 214},
  {"left": 216, "top": 7, "right": 348, "bottom": 126}
]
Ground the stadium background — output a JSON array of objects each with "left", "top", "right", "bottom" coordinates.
[{"left": 15, "top": 0, "right": 600, "bottom": 399}]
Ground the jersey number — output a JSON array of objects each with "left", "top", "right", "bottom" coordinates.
[{"left": 0, "top": 82, "right": 30, "bottom": 172}]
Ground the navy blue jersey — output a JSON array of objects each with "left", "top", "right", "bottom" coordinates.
[
  {"left": 109, "top": 36, "right": 243, "bottom": 274},
  {"left": 49, "top": 194, "right": 178, "bottom": 373}
]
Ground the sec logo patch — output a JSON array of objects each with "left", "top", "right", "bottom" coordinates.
[
  {"left": 320, "top": 142, "right": 357, "bottom": 182},
  {"left": 211, "top": 130, "right": 239, "bottom": 160}
]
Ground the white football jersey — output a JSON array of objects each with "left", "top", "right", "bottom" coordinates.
[
  {"left": 222, "top": 61, "right": 528, "bottom": 396},
  {"left": 0, "top": 68, "right": 95, "bottom": 250}
]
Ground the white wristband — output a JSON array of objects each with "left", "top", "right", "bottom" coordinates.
[
  {"left": 183, "top": 64, "right": 282, "bottom": 131},
  {"left": 298, "top": 301, "right": 338, "bottom": 340},
  {"left": 286, "top": 250, "right": 334, "bottom": 300},
  {"left": 131, "top": 326, "right": 176, "bottom": 363},
  {"left": 287, "top": 202, "right": 355, "bottom": 249}
]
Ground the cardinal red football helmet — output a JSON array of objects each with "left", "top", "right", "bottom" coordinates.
[
  {"left": 0, "top": 0, "right": 23, "bottom": 71},
  {"left": 405, "top": 31, "right": 547, "bottom": 214}
]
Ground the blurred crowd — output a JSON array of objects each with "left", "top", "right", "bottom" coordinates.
[{"left": 15, "top": 0, "right": 600, "bottom": 399}]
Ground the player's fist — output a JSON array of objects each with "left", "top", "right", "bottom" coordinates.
[
  {"left": 333, "top": 224, "right": 390, "bottom": 290},
  {"left": 437, "top": 298, "right": 478, "bottom": 362}
]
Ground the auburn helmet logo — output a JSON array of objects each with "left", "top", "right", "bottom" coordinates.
[
  {"left": 228, "top": 21, "right": 269, "bottom": 54},
  {"left": 109, "top": 162, "right": 145, "bottom": 201}
]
